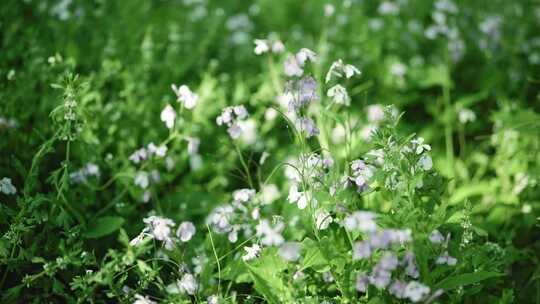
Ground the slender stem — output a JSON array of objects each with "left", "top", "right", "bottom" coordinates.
[
  {"left": 207, "top": 225, "right": 221, "bottom": 296},
  {"left": 234, "top": 143, "right": 254, "bottom": 189}
]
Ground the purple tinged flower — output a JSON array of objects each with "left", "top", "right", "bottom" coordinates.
[
  {"left": 429, "top": 229, "right": 444, "bottom": 244},
  {"left": 343, "top": 211, "right": 377, "bottom": 233},
  {"left": 404, "top": 281, "right": 430, "bottom": 302},
  {"left": 295, "top": 117, "right": 319, "bottom": 138},
  {"left": 352, "top": 241, "right": 372, "bottom": 260},
  {"left": 369, "top": 268, "right": 392, "bottom": 289},
  {"left": 436, "top": 251, "right": 457, "bottom": 266},
  {"left": 403, "top": 252, "right": 420, "bottom": 278},
  {"left": 378, "top": 252, "right": 399, "bottom": 270},
  {"left": 356, "top": 273, "right": 369, "bottom": 292},
  {"left": 369, "top": 230, "right": 393, "bottom": 249},
  {"left": 389, "top": 280, "right": 407, "bottom": 299}
]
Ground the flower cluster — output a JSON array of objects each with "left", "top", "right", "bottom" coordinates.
[
  {"left": 216, "top": 105, "right": 249, "bottom": 139},
  {"left": 130, "top": 216, "right": 196, "bottom": 250},
  {"left": 0, "top": 177, "right": 17, "bottom": 195},
  {"left": 253, "top": 36, "right": 285, "bottom": 55},
  {"left": 69, "top": 162, "right": 100, "bottom": 184}
]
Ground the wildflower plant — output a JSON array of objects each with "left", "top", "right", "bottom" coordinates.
[{"left": 1, "top": 1, "right": 539, "bottom": 303}]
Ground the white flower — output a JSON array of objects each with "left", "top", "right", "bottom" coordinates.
[
  {"left": 0, "top": 177, "right": 17, "bottom": 195},
  {"left": 436, "top": 251, "right": 458, "bottom": 266},
  {"left": 242, "top": 244, "right": 261, "bottom": 261},
  {"left": 327, "top": 84, "right": 350, "bottom": 105},
  {"left": 378, "top": 1, "right": 399, "bottom": 15},
  {"left": 160, "top": 104, "right": 176, "bottom": 129},
  {"left": 287, "top": 185, "right": 311, "bottom": 209},
  {"left": 295, "top": 116, "right": 319, "bottom": 138},
  {"left": 418, "top": 155, "right": 433, "bottom": 171},
  {"left": 315, "top": 209, "right": 333, "bottom": 230},
  {"left": 390, "top": 62, "right": 407, "bottom": 77},
  {"left": 284, "top": 54, "right": 303, "bottom": 77},
  {"left": 134, "top": 171, "right": 150, "bottom": 189},
  {"left": 325, "top": 59, "right": 360, "bottom": 83},
  {"left": 171, "top": 84, "right": 199, "bottom": 109},
  {"left": 208, "top": 295, "right": 219, "bottom": 304},
  {"left": 143, "top": 216, "right": 176, "bottom": 247},
  {"left": 367, "top": 104, "right": 385, "bottom": 123},
  {"left": 176, "top": 221, "right": 196, "bottom": 242},
  {"left": 324, "top": 4, "right": 335, "bottom": 17},
  {"left": 429, "top": 229, "right": 444, "bottom": 243},
  {"left": 256, "top": 219, "right": 284, "bottom": 246},
  {"left": 458, "top": 108, "right": 476, "bottom": 124},
  {"left": 233, "top": 188, "right": 256, "bottom": 203},
  {"left": 278, "top": 242, "right": 301, "bottom": 261},
  {"left": 412, "top": 137, "right": 431, "bottom": 154},
  {"left": 254, "top": 39, "right": 270, "bottom": 55},
  {"left": 133, "top": 294, "right": 157, "bottom": 304},
  {"left": 129, "top": 148, "right": 148, "bottom": 164},
  {"left": 260, "top": 184, "right": 280, "bottom": 205},
  {"left": 178, "top": 273, "right": 198, "bottom": 295},
  {"left": 147, "top": 142, "right": 167, "bottom": 157},
  {"left": 404, "top": 281, "right": 430, "bottom": 302},
  {"left": 343, "top": 211, "right": 377, "bottom": 233},
  {"left": 295, "top": 48, "right": 317, "bottom": 65},
  {"left": 217, "top": 105, "right": 250, "bottom": 139}
]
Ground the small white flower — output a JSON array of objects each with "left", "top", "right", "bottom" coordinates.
[
  {"left": 256, "top": 219, "right": 284, "bottom": 246},
  {"left": 404, "top": 281, "right": 430, "bottom": 302},
  {"left": 284, "top": 54, "right": 303, "bottom": 77},
  {"left": 260, "top": 184, "right": 280, "bottom": 205},
  {"left": 134, "top": 171, "right": 150, "bottom": 189},
  {"left": 288, "top": 185, "right": 311, "bottom": 210},
  {"left": 324, "top": 4, "right": 335, "bottom": 17},
  {"left": 343, "top": 211, "right": 377, "bottom": 233},
  {"left": 325, "top": 59, "right": 360, "bottom": 83},
  {"left": 160, "top": 104, "right": 176, "bottom": 129},
  {"left": 390, "top": 62, "right": 407, "bottom": 77},
  {"left": 0, "top": 177, "right": 17, "bottom": 195},
  {"left": 133, "top": 294, "right": 157, "bottom": 304},
  {"left": 418, "top": 155, "right": 433, "bottom": 171},
  {"left": 171, "top": 84, "right": 199, "bottom": 109},
  {"left": 254, "top": 39, "right": 270, "bottom": 55},
  {"left": 367, "top": 104, "right": 385, "bottom": 123},
  {"left": 436, "top": 251, "right": 458, "bottom": 266},
  {"left": 242, "top": 244, "right": 261, "bottom": 261},
  {"left": 295, "top": 48, "right": 317, "bottom": 65},
  {"left": 233, "top": 188, "right": 256, "bottom": 203},
  {"left": 143, "top": 216, "right": 176, "bottom": 247},
  {"left": 458, "top": 108, "right": 476, "bottom": 124},
  {"left": 412, "top": 137, "right": 431, "bottom": 154},
  {"left": 429, "top": 229, "right": 445, "bottom": 243},
  {"left": 176, "top": 221, "right": 196, "bottom": 242},
  {"left": 315, "top": 209, "right": 333, "bottom": 230},
  {"left": 327, "top": 84, "right": 350, "bottom": 106},
  {"left": 178, "top": 273, "right": 198, "bottom": 295}
]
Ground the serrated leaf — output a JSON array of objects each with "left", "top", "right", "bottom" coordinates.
[
  {"left": 84, "top": 216, "right": 125, "bottom": 238},
  {"left": 435, "top": 271, "right": 505, "bottom": 290}
]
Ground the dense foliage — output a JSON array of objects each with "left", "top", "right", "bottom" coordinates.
[{"left": 1, "top": 0, "right": 539, "bottom": 303}]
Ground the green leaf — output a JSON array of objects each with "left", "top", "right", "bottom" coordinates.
[
  {"left": 84, "top": 216, "right": 125, "bottom": 238},
  {"left": 245, "top": 248, "right": 291, "bottom": 303},
  {"left": 435, "top": 271, "right": 505, "bottom": 290},
  {"left": 301, "top": 238, "right": 329, "bottom": 272}
]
